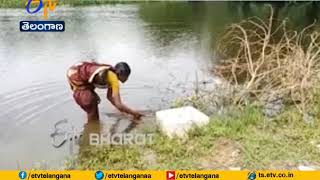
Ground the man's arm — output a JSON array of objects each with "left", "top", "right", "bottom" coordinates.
[
  {"left": 105, "top": 70, "right": 143, "bottom": 119},
  {"left": 107, "top": 88, "right": 143, "bottom": 119}
]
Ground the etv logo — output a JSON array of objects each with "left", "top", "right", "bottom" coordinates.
[{"left": 26, "top": 0, "right": 58, "bottom": 19}]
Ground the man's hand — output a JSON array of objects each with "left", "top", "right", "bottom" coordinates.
[
  {"left": 133, "top": 111, "right": 144, "bottom": 120},
  {"left": 107, "top": 88, "right": 144, "bottom": 122},
  {"left": 129, "top": 112, "right": 144, "bottom": 124}
]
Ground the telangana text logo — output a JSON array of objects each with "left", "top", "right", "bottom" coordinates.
[
  {"left": 20, "top": 21, "right": 65, "bottom": 32},
  {"left": 21, "top": 0, "right": 64, "bottom": 32}
]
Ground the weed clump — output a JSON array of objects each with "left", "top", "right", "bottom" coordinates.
[{"left": 214, "top": 6, "right": 320, "bottom": 115}]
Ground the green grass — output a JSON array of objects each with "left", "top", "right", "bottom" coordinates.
[
  {"left": 71, "top": 105, "right": 320, "bottom": 170},
  {"left": 59, "top": 0, "right": 143, "bottom": 7},
  {"left": 0, "top": 0, "right": 24, "bottom": 8},
  {"left": 0, "top": 0, "right": 153, "bottom": 8}
]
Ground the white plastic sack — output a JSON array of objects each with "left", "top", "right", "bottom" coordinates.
[{"left": 156, "top": 106, "right": 209, "bottom": 138}]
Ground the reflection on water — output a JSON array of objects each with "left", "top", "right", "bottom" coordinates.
[
  {"left": 0, "top": 2, "right": 319, "bottom": 169},
  {"left": 80, "top": 121, "right": 102, "bottom": 148}
]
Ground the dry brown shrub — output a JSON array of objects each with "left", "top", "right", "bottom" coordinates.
[{"left": 214, "top": 6, "right": 320, "bottom": 113}]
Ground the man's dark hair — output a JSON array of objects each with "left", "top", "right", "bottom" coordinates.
[{"left": 115, "top": 62, "right": 131, "bottom": 77}]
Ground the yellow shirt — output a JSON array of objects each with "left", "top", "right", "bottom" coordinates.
[{"left": 106, "top": 70, "right": 119, "bottom": 95}]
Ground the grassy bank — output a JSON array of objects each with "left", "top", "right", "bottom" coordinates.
[{"left": 70, "top": 105, "right": 320, "bottom": 170}]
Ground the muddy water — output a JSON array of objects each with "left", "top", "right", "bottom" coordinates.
[
  {"left": 0, "top": 5, "right": 216, "bottom": 169},
  {"left": 0, "top": 2, "right": 318, "bottom": 169}
]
